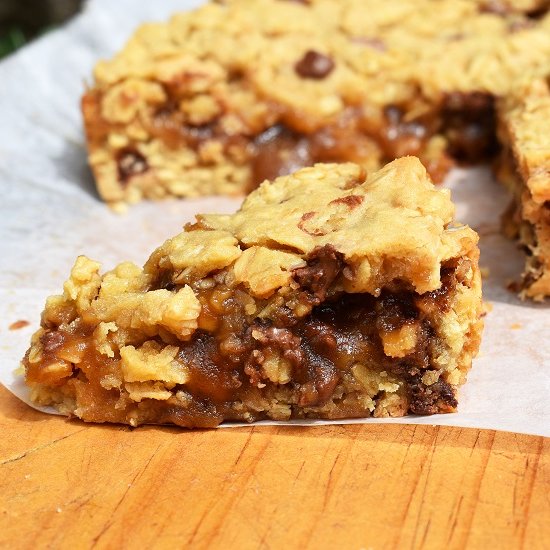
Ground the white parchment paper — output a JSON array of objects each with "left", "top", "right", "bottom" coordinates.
[{"left": 0, "top": 0, "right": 548, "bottom": 436}]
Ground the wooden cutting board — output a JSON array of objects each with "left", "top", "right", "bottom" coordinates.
[{"left": 0, "top": 384, "right": 548, "bottom": 549}]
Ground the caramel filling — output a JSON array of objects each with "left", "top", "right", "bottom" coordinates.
[
  {"left": 83, "top": 83, "right": 498, "bottom": 192},
  {"left": 25, "top": 255, "right": 469, "bottom": 428},
  {"left": 82, "top": 81, "right": 497, "bottom": 191},
  {"left": 141, "top": 94, "right": 496, "bottom": 189}
]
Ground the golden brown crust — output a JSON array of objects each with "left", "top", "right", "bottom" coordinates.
[{"left": 199, "top": 159, "right": 478, "bottom": 295}]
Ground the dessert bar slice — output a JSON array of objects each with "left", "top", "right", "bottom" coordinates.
[
  {"left": 497, "top": 77, "right": 550, "bottom": 300},
  {"left": 22, "top": 158, "right": 483, "bottom": 427},
  {"left": 82, "top": 0, "right": 550, "bottom": 209}
]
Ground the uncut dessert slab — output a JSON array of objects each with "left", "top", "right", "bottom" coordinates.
[
  {"left": 0, "top": 0, "right": 549, "bottom": 436},
  {"left": 83, "top": 0, "right": 550, "bottom": 210}
]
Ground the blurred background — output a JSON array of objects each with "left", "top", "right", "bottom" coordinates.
[{"left": 0, "top": 0, "right": 82, "bottom": 59}]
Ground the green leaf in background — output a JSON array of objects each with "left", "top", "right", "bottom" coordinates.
[
  {"left": 0, "top": 0, "right": 83, "bottom": 60},
  {"left": 0, "top": 26, "right": 28, "bottom": 59}
]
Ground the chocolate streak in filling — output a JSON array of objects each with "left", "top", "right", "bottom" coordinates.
[{"left": 25, "top": 247, "right": 467, "bottom": 428}]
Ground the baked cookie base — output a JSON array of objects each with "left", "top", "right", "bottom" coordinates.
[{"left": 25, "top": 259, "right": 480, "bottom": 427}]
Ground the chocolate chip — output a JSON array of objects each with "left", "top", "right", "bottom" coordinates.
[
  {"left": 251, "top": 125, "right": 312, "bottom": 188},
  {"left": 442, "top": 92, "right": 497, "bottom": 162},
  {"left": 293, "top": 245, "right": 344, "bottom": 302},
  {"left": 295, "top": 50, "right": 335, "bottom": 79},
  {"left": 375, "top": 293, "right": 418, "bottom": 332},
  {"left": 249, "top": 325, "right": 304, "bottom": 368},
  {"left": 408, "top": 378, "right": 457, "bottom": 415},
  {"left": 116, "top": 148, "right": 149, "bottom": 184}
]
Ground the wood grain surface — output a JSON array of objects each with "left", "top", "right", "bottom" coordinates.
[{"left": 0, "top": 384, "right": 548, "bottom": 550}]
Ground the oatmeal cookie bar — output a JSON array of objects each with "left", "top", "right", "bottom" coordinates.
[
  {"left": 22, "top": 158, "right": 483, "bottom": 427},
  {"left": 497, "top": 77, "right": 550, "bottom": 300},
  {"left": 82, "top": 0, "right": 550, "bottom": 209}
]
